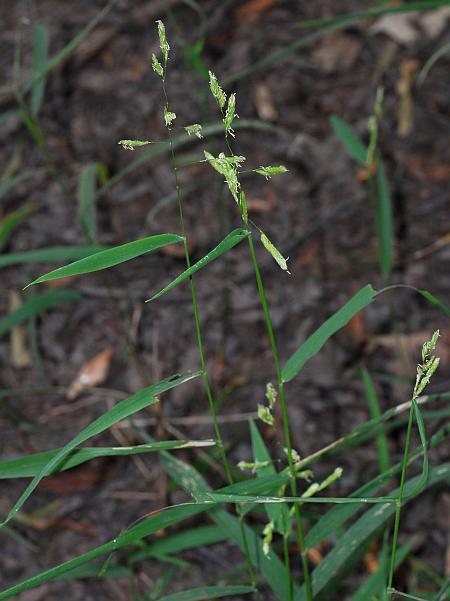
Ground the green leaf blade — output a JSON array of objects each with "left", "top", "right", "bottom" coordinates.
[
  {"left": 25, "top": 234, "right": 183, "bottom": 287},
  {"left": 0, "top": 290, "right": 80, "bottom": 338},
  {"left": 375, "top": 156, "right": 393, "bottom": 277},
  {"left": 282, "top": 284, "right": 376, "bottom": 383},
  {"left": 0, "top": 440, "right": 214, "bottom": 480},
  {"left": 31, "top": 25, "right": 49, "bottom": 116},
  {"left": 156, "top": 585, "right": 254, "bottom": 601},
  {"left": 0, "top": 371, "right": 201, "bottom": 528},
  {"left": 330, "top": 116, "right": 367, "bottom": 165},
  {"left": 147, "top": 229, "right": 249, "bottom": 302}
]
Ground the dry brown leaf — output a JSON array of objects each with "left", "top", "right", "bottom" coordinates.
[
  {"left": 161, "top": 238, "right": 196, "bottom": 258},
  {"left": 347, "top": 311, "right": 369, "bottom": 345},
  {"left": 9, "top": 290, "right": 32, "bottom": 368},
  {"left": 254, "top": 83, "right": 278, "bottom": 121},
  {"left": 371, "top": 13, "right": 418, "bottom": 45},
  {"left": 421, "top": 7, "right": 450, "bottom": 38},
  {"left": 246, "top": 190, "right": 277, "bottom": 214},
  {"left": 234, "top": 0, "right": 274, "bottom": 20},
  {"left": 370, "top": 8, "right": 450, "bottom": 45},
  {"left": 363, "top": 541, "right": 380, "bottom": 574},
  {"left": 307, "top": 546, "right": 324, "bottom": 566},
  {"left": 312, "top": 32, "right": 362, "bottom": 73},
  {"left": 396, "top": 59, "right": 418, "bottom": 138},
  {"left": 67, "top": 347, "right": 113, "bottom": 400}
]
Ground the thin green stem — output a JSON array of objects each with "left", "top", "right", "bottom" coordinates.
[
  {"left": 160, "top": 74, "right": 257, "bottom": 593},
  {"left": 245, "top": 232, "right": 313, "bottom": 599},
  {"left": 387, "top": 400, "right": 415, "bottom": 597},
  {"left": 220, "top": 117, "right": 312, "bottom": 597}
]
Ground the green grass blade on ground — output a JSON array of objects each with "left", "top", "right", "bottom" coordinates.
[
  {"left": 361, "top": 367, "right": 391, "bottom": 473},
  {"left": 157, "top": 444, "right": 298, "bottom": 601},
  {"left": 78, "top": 163, "right": 106, "bottom": 243},
  {"left": 156, "top": 585, "right": 254, "bottom": 601},
  {"left": 0, "top": 290, "right": 80, "bottom": 338},
  {"left": 0, "top": 502, "right": 209, "bottom": 600},
  {"left": 0, "top": 245, "right": 106, "bottom": 269},
  {"left": 0, "top": 203, "right": 39, "bottom": 251},
  {"left": 417, "top": 41, "right": 450, "bottom": 87},
  {"left": 375, "top": 155, "right": 393, "bottom": 277},
  {"left": 0, "top": 370, "right": 201, "bottom": 528},
  {"left": 0, "top": 169, "right": 45, "bottom": 201},
  {"left": 296, "top": 1, "right": 450, "bottom": 28},
  {"left": 296, "top": 463, "right": 450, "bottom": 601},
  {"left": 30, "top": 25, "right": 49, "bottom": 116},
  {"left": 23, "top": 0, "right": 117, "bottom": 97},
  {"left": 0, "top": 440, "right": 214, "bottom": 480},
  {"left": 147, "top": 229, "right": 249, "bottom": 302},
  {"left": 128, "top": 525, "right": 227, "bottom": 564},
  {"left": 282, "top": 284, "right": 376, "bottom": 383},
  {"left": 304, "top": 422, "right": 450, "bottom": 550},
  {"left": 330, "top": 115, "right": 367, "bottom": 165},
  {"left": 351, "top": 539, "right": 416, "bottom": 601},
  {"left": 24, "top": 233, "right": 183, "bottom": 287}
]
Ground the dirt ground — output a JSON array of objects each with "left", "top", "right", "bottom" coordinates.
[{"left": 1, "top": 1, "right": 449, "bottom": 599}]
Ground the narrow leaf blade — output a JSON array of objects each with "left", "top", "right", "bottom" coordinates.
[
  {"left": 31, "top": 25, "right": 49, "bottom": 116},
  {"left": 0, "top": 246, "right": 105, "bottom": 269},
  {"left": 25, "top": 234, "right": 183, "bottom": 287},
  {"left": 330, "top": 115, "right": 367, "bottom": 165},
  {"left": 157, "top": 585, "right": 254, "bottom": 601},
  {"left": 0, "top": 290, "right": 79, "bottom": 338},
  {"left": 0, "top": 371, "right": 201, "bottom": 527},
  {"left": 147, "top": 229, "right": 249, "bottom": 302},
  {"left": 375, "top": 156, "right": 393, "bottom": 277},
  {"left": 0, "top": 440, "right": 214, "bottom": 480},
  {"left": 282, "top": 285, "right": 376, "bottom": 383}
]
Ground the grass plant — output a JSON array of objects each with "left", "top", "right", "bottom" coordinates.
[{"left": 1, "top": 5, "right": 450, "bottom": 601}]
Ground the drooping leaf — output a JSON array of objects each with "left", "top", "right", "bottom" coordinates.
[
  {"left": 330, "top": 115, "right": 367, "bottom": 165},
  {"left": 418, "top": 289, "right": 450, "bottom": 317},
  {"left": 282, "top": 285, "right": 376, "bottom": 383},
  {"left": 147, "top": 229, "right": 249, "bottom": 302},
  {"left": 0, "top": 370, "right": 201, "bottom": 528},
  {"left": 0, "top": 440, "right": 214, "bottom": 480},
  {"left": 0, "top": 290, "right": 80, "bottom": 338},
  {"left": 25, "top": 234, "right": 183, "bottom": 287}
]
